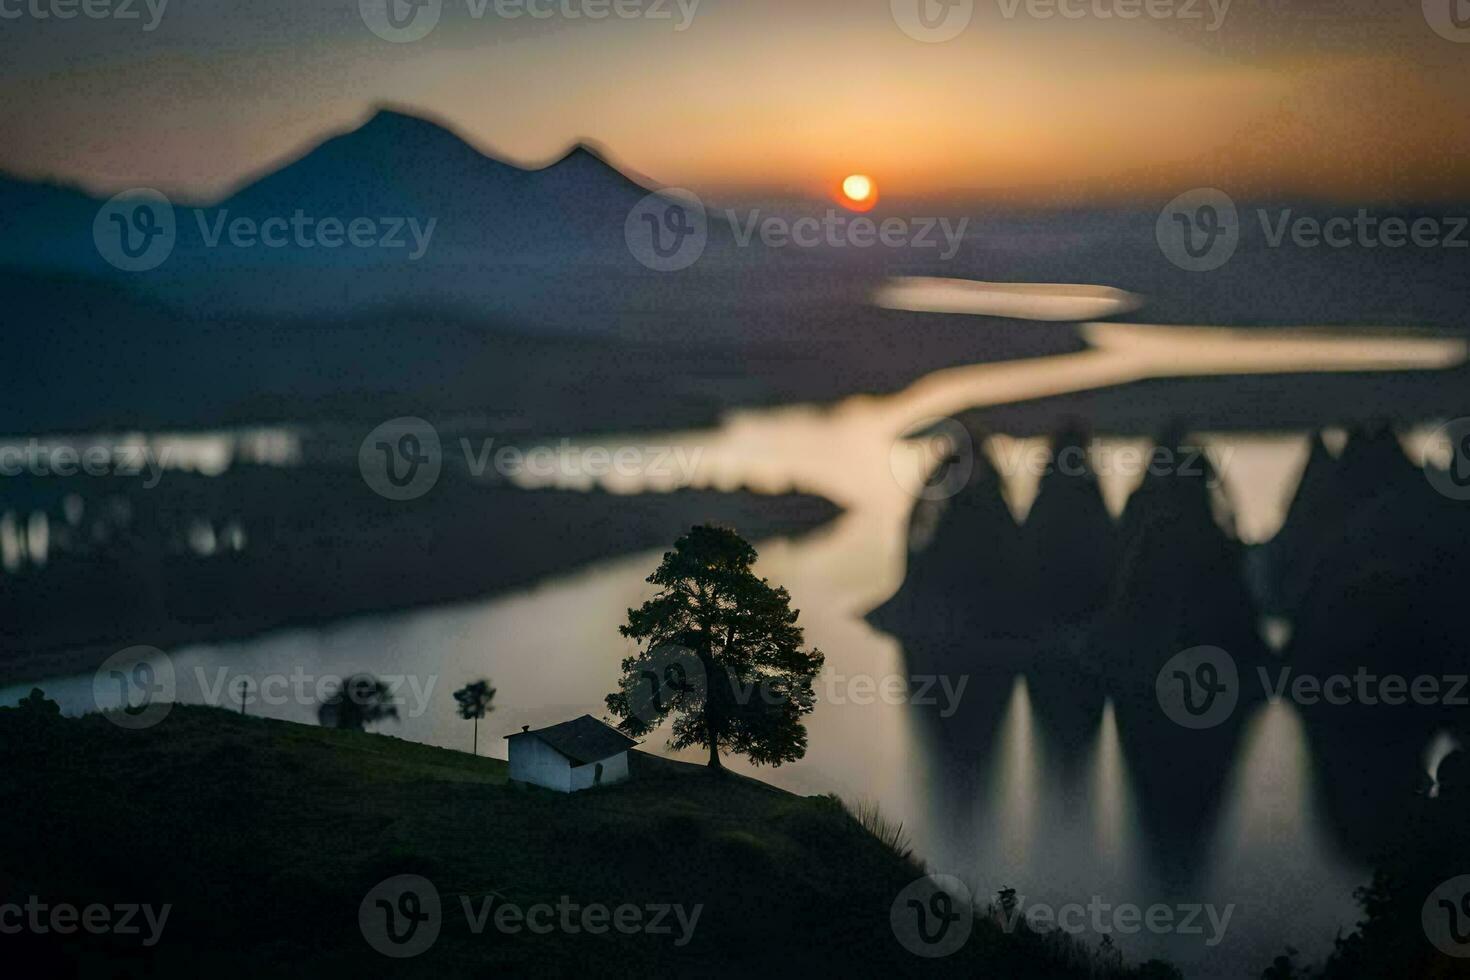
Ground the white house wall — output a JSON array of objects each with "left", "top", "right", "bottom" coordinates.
[
  {"left": 569, "top": 750, "right": 630, "bottom": 791},
  {"left": 507, "top": 735, "right": 573, "bottom": 792}
]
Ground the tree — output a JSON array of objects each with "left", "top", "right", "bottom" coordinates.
[
  {"left": 606, "top": 525, "right": 823, "bottom": 771},
  {"left": 452, "top": 679, "right": 496, "bottom": 756},
  {"left": 15, "top": 688, "right": 60, "bottom": 720},
  {"left": 317, "top": 674, "right": 399, "bottom": 732}
]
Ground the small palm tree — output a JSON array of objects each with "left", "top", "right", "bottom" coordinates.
[{"left": 453, "top": 679, "right": 496, "bottom": 755}]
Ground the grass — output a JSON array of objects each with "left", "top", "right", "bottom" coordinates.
[
  {"left": 0, "top": 705, "right": 1176, "bottom": 978},
  {"left": 840, "top": 797, "right": 915, "bottom": 865}
]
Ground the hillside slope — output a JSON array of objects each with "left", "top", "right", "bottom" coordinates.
[{"left": 0, "top": 706, "right": 1174, "bottom": 978}]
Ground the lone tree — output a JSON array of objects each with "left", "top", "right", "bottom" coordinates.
[
  {"left": 606, "top": 525, "right": 823, "bottom": 771},
  {"left": 452, "top": 679, "right": 496, "bottom": 756},
  {"left": 317, "top": 674, "right": 399, "bottom": 732}
]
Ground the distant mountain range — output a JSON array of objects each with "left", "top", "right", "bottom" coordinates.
[{"left": 2, "top": 107, "right": 1467, "bottom": 435}]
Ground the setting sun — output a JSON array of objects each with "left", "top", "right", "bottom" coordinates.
[{"left": 839, "top": 173, "right": 877, "bottom": 211}]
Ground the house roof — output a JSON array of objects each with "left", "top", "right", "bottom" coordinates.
[{"left": 504, "top": 714, "right": 637, "bottom": 765}]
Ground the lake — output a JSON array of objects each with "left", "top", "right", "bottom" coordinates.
[{"left": 9, "top": 315, "right": 1466, "bottom": 977}]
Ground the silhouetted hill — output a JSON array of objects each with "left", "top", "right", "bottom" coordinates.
[{"left": 0, "top": 704, "right": 1175, "bottom": 978}]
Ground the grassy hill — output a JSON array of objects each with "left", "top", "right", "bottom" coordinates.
[{"left": 0, "top": 705, "right": 1178, "bottom": 977}]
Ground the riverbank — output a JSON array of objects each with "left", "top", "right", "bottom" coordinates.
[{"left": 0, "top": 474, "right": 840, "bottom": 686}]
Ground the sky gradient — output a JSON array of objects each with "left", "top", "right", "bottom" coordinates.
[{"left": 2, "top": 0, "right": 1468, "bottom": 204}]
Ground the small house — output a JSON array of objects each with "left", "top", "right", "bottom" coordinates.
[{"left": 504, "top": 715, "right": 637, "bottom": 793}]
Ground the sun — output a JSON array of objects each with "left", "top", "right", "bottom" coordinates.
[{"left": 839, "top": 173, "right": 877, "bottom": 211}]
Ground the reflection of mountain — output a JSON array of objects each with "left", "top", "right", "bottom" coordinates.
[
  {"left": 1096, "top": 426, "right": 1268, "bottom": 675},
  {"left": 868, "top": 435, "right": 1023, "bottom": 638},
  {"left": 878, "top": 418, "right": 1470, "bottom": 869},
  {"left": 1021, "top": 423, "right": 1117, "bottom": 624},
  {"left": 1275, "top": 429, "right": 1470, "bottom": 861}
]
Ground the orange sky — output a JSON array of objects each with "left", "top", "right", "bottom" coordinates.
[{"left": 2, "top": 0, "right": 1467, "bottom": 204}]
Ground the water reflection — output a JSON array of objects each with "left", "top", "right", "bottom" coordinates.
[{"left": 5, "top": 318, "right": 1467, "bottom": 976}]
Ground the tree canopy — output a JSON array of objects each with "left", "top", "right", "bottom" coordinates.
[{"left": 606, "top": 525, "right": 823, "bottom": 769}]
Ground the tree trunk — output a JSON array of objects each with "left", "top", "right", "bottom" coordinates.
[
  {"left": 473, "top": 716, "right": 479, "bottom": 757},
  {"left": 706, "top": 715, "right": 723, "bottom": 771}
]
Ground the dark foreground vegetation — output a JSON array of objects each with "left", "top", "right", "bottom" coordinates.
[{"left": 0, "top": 704, "right": 1177, "bottom": 978}]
